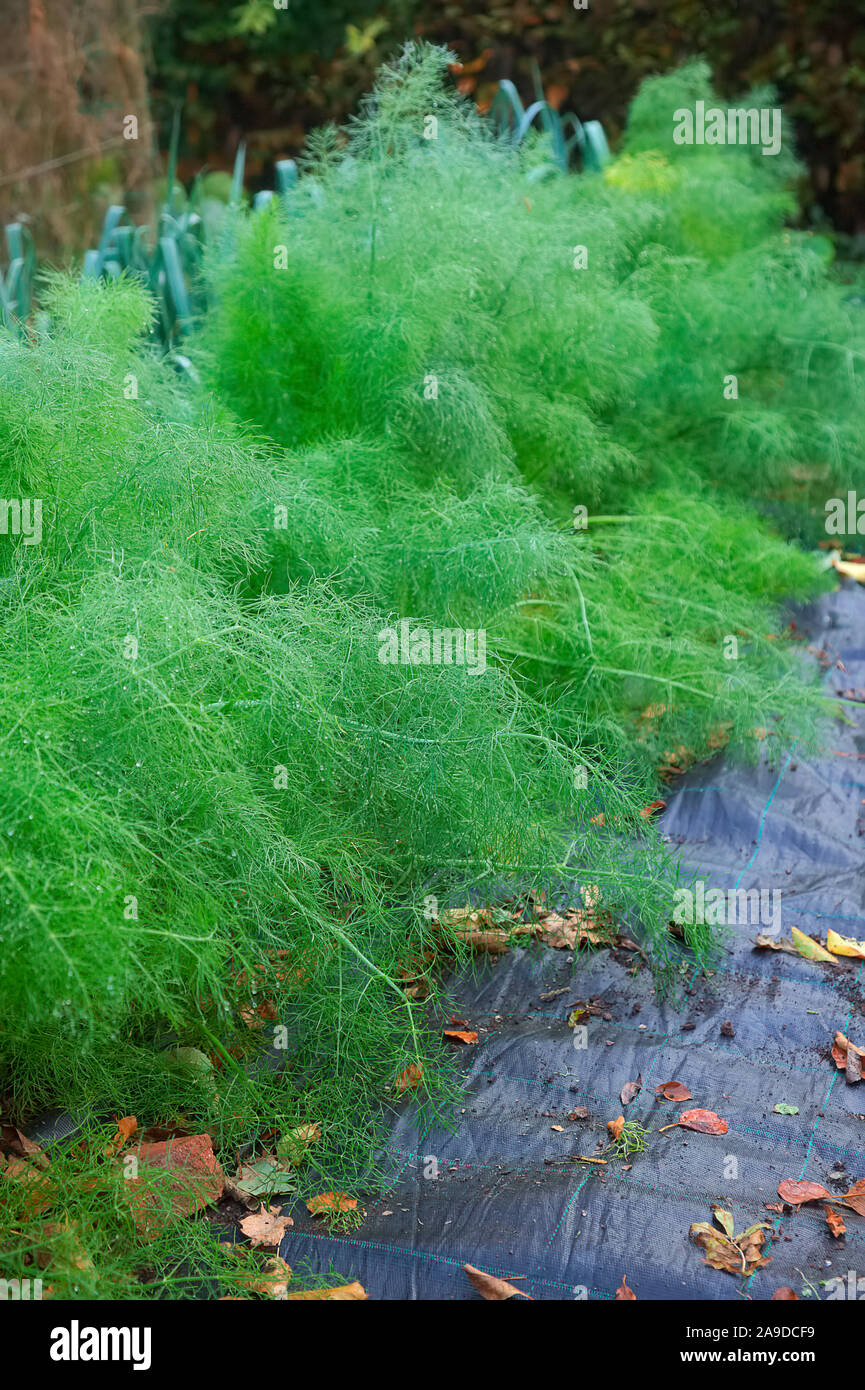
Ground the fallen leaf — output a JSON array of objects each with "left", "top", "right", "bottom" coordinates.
[
  {"left": 239, "top": 1205, "right": 294, "bottom": 1248},
  {"left": 0, "top": 1159, "right": 57, "bottom": 1216},
  {"left": 607, "top": 1115, "right": 625, "bottom": 1141},
  {"left": 620, "top": 1074, "right": 642, "bottom": 1106},
  {"left": 286, "top": 1281, "right": 367, "bottom": 1300},
  {"left": 826, "top": 928, "right": 865, "bottom": 959},
  {"left": 276, "top": 1123, "right": 320, "bottom": 1166},
  {"left": 240, "top": 1254, "right": 291, "bottom": 1299},
  {"left": 690, "top": 1208, "right": 771, "bottom": 1277},
  {"left": 832, "top": 1031, "right": 865, "bottom": 1083},
  {"left": 771, "top": 1286, "right": 799, "bottom": 1300},
  {"left": 165, "top": 1046, "right": 217, "bottom": 1091},
  {"left": 551, "top": 1125, "right": 564, "bottom": 1132},
  {"left": 450, "top": 928, "right": 510, "bottom": 954},
  {"left": 777, "top": 1179, "right": 830, "bottom": 1207},
  {"left": 661, "top": 1108, "right": 728, "bottom": 1135},
  {"left": 773, "top": 1103, "right": 799, "bottom": 1115},
  {"left": 394, "top": 1062, "right": 424, "bottom": 1093},
  {"left": 825, "top": 1206, "right": 846, "bottom": 1238},
  {"left": 837, "top": 1178, "right": 865, "bottom": 1217},
  {"left": 753, "top": 934, "right": 798, "bottom": 953},
  {"left": 464, "top": 1263, "right": 531, "bottom": 1300},
  {"left": 1, "top": 1127, "right": 44, "bottom": 1159},
  {"left": 307, "top": 1191, "right": 357, "bottom": 1216},
  {"left": 653, "top": 1081, "right": 692, "bottom": 1102},
  {"left": 689, "top": 1223, "right": 745, "bottom": 1275},
  {"left": 225, "top": 1157, "right": 295, "bottom": 1206},
  {"left": 443, "top": 1029, "right": 478, "bottom": 1045},
  {"left": 791, "top": 927, "right": 837, "bottom": 963},
  {"left": 830, "top": 551, "right": 865, "bottom": 584},
  {"left": 615, "top": 1275, "right": 636, "bottom": 1300},
  {"left": 109, "top": 1116, "right": 138, "bottom": 1154}
]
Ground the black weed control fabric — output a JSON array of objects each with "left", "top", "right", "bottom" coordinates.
[{"left": 281, "top": 581, "right": 865, "bottom": 1300}]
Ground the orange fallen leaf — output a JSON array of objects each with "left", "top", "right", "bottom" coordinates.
[
  {"left": 464, "top": 1263, "right": 531, "bottom": 1300},
  {"left": 240, "top": 1255, "right": 292, "bottom": 1299},
  {"left": 443, "top": 1030, "right": 478, "bottom": 1045},
  {"left": 777, "top": 1179, "right": 830, "bottom": 1207},
  {"left": 607, "top": 1115, "right": 625, "bottom": 1141},
  {"left": 394, "top": 1062, "right": 424, "bottom": 1093},
  {"left": 837, "top": 1178, "right": 865, "bottom": 1217},
  {"left": 639, "top": 800, "right": 667, "bottom": 818},
  {"left": 661, "top": 1108, "right": 728, "bottom": 1135},
  {"left": 107, "top": 1115, "right": 137, "bottom": 1155},
  {"left": 771, "top": 1286, "right": 799, "bottom": 1300},
  {"left": 825, "top": 1206, "right": 846, "bottom": 1238},
  {"left": 306, "top": 1191, "right": 357, "bottom": 1216},
  {"left": 615, "top": 1275, "right": 636, "bottom": 1300}
]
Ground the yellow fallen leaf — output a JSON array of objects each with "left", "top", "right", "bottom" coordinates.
[
  {"left": 830, "top": 552, "right": 865, "bottom": 584},
  {"left": 791, "top": 926, "right": 837, "bottom": 963},
  {"left": 287, "top": 1281, "right": 368, "bottom": 1300},
  {"left": 826, "top": 928, "right": 865, "bottom": 959}
]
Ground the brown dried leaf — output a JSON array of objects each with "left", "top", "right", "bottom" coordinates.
[
  {"left": 653, "top": 1081, "right": 692, "bottom": 1102},
  {"left": 239, "top": 1205, "right": 294, "bottom": 1248},
  {"left": 620, "top": 1075, "right": 642, "bottom": 1106},
  {"left": 832, "top": 1031, "right": 865, "bottom": 1075},
  {"left": 771, "top": 1286, "right": 799, "bottom": 1300},
  {"left": 464, "top": 1263, "right": 530, "bottom": 1300},
  {"left": 689, "top": 1223, "right": 744, "bottom": 1275},
  {"left": 240, "top": 1254, "right": 292, "bottom": 1299},
  {"left": 443, "top": 1029, "right": 478, "bottom": 1045},
  {"left": 607, "top": 1115, "right": 625, "bottom": 1141},
  {"left": 452, "top": 928, "right": 511, "bottom": 955},
  {"left": 615, "top": 1275, "right": 636, "bottom": 1300},
  {"left": 825, "top": 1206, "right": 846, "bottom": 1238}
]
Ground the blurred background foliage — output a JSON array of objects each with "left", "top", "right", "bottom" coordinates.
[
  {"left": 2, "top": 0, "right": 865, "bottom": 258},
  {"left": 148, "top": 0, "right": 865, "bottom": 237}
]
